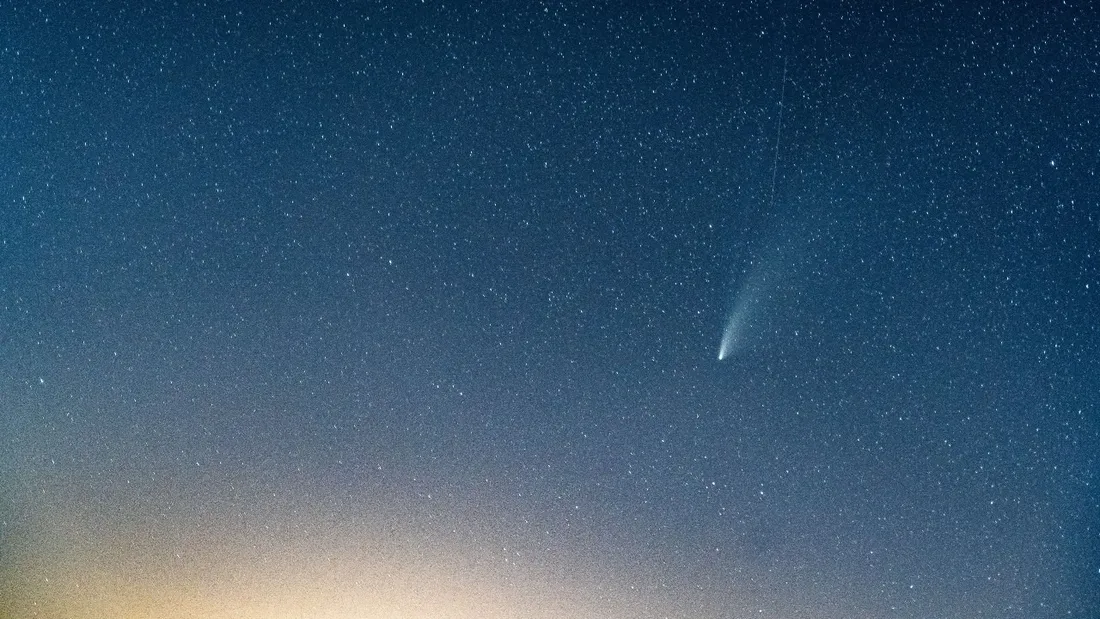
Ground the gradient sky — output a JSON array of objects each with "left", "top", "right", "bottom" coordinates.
[{"left": 2, "top": 1, "right": 1098, "bottom": 617}]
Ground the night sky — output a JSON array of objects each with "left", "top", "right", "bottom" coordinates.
[{"left": 2, "top": 1, "right": 1098, "bottom": 617}]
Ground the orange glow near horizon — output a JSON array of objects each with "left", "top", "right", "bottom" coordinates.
[{"left": 1, "top": 481, "right": 692, "bottom": 619}]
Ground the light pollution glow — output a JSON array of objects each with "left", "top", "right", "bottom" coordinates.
[
  {"left": 0, "top": 471, "right": 856, "bottom": 619},
  {"left": 0, "top": 475, "right": 694, "bottom": 619},
  {"left": 0, "top": 387, "right": 880, "bottom": 619}
]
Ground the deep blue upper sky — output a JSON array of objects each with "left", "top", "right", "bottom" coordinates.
[{"left": 2, "top": 1, "right": 1098, "bottom": 617}]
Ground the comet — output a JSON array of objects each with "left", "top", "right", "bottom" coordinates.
[
  {"left": 717, "top": 266, "right": 768, "bottom": 360},
  {"left": 717, "top": 304, "right": 749, "bottom": 360}
]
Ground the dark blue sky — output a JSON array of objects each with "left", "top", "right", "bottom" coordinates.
[{"left": 2, "top": 1, "right": 1098, "bottom": 617}]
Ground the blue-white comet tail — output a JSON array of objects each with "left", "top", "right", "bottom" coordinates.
[
  {"left": 718, "top": 261, "right": 772, "bottom": 360},
  {"left": 718, "top": 305, "right": 748, "bottom": 360}
]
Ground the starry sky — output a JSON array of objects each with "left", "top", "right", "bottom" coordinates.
[{"left": 2, "top": 1, "right": 1098, "bottom": 617}]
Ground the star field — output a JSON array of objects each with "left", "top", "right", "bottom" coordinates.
[{"left": 2, "top": 1, "right": 1098, "bottom": 617}]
